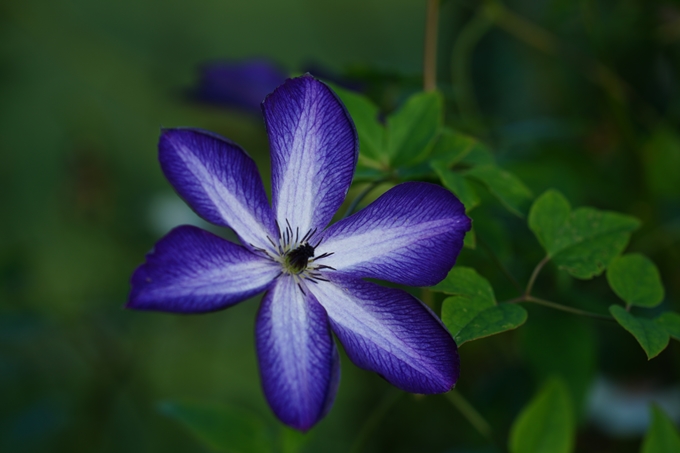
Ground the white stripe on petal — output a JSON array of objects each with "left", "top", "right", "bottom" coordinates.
[
  {"left": 264, "top": 75, "right": 358, "bottom": 236},
  {"left": 175, "top": 142, "right": 274, "bottom": 249},
  {"left": 159, "top": 129, "right": 278, "bottom": 253},
  {"left": 308, "top": 276, "right": 458, "bottom": 394},
  {"left": 256, "top": 275, "right": 338, "bottom": 431},
  {"left": 315, "top": 182, "right": 470, "bottom": 286},
  {"left": 129, "top": 226, "right": 279, "bottom": 313}
]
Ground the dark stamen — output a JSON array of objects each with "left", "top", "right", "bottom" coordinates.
[{"left": 286, "top": 242, "right": 315, "bottom": 273}]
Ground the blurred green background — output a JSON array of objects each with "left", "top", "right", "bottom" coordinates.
[{"left": 2, "top": 0, "right": 680, "bottom": 452}]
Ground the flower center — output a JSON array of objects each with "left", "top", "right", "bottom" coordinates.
[
  {"left": 250, "top": 220, "right": 336, "bottom": 290},
  {"left": 283, "top": 242, "right": 315, "bottom": 274}
]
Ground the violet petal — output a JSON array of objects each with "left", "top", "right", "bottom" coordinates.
[
  {"left": 158, "top": 128, "right": 278, "bottom": 252},
  {"left": 316, "top": 182, "right": 471, "bottom": 287},
  {"left": 308, "top": 274, "right": 459, "bottom": 393},
  {"left": 193, "top": 59, "right": 288, "bottom": 114},
  {"left": 128, "top": 225, "right": 279, "bottom": 313},
  {"left": 263, "top": 75, "right": 358, "bottom": 237},
  {"left": 256, "top": 275, "right": 339, "bottom": 431}
]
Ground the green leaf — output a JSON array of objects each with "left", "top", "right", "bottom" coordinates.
[
  {"left": 607, "top": 254, "right": 665, "bottom": 307},
  {"left": 159, "top": 400, "right": 271, "bottom": 453},
  {"left": 519, "top": 311, "right": 597, "bottom": 417},
  {"left": 656, "top": 312, "right": 680, "bottom": 341},
  {"left": 386, "top": 90, "right": 443, "bottom": 167},
  {"left": 529, "top": 189, "right": 571, "bottom": 251},
  {"left": 443, "top": 299, "right": 527, "bottom": 345},
  {"left": 458, "top": 141, "right": 496, "bottom": 166},
  {"left": 329, "top": 85, "right": 385, "bottom": 164},
  {"left": 509, "top": 378, "right": 575, "bottom": 453},
  {"left": 352, "top": 162, "right": 388, "bottom": 182},
  {"left": 528, "top": 190, "right": 640, "bottom": 279},
  {"left": 641, "top": 405, "right": 680, "bottom": 453},
  {"left": 463, "top": 227, "right": 476, "bottom": 249},
  {"left": 430, "top": 266, "right": 495, "bottom": 302},
  {"left": 610, "top": 305, "right": 670, "bottom": 359},
  {"left": 465, "top": 165, "right": 533, "bottom": 217},
  {"left": 441, "top": 295, "right": 493, "bottom": 338},
  {"left": 429, "top": 128, "right": 480, "bottom": 167},
  {"left": 431, "top": 162, "right": 480, "bottom": 211},
  {"left": 435, "top": 267, "right": 527, "bottom": 345}
]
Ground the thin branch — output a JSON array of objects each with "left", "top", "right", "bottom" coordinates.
[
  {"left": 348, "top": 389, "right": 402, "bottom": 453},
  {"left": 445, "top": 390, "right": 493, "bottom": 440},
  {"left": 527, "top": 296, "right": 614, "bottom": 321},
  {"left": 504, "top": 295, "right": 614, "bottom": 321},
  {"left": 451, "top": 5, "right": 493, "bottom": 129},
  {"left": 478, "top": 235, "right": 523, "bottom": 294},
  {"left": 423, "top": 0, "right": 440, "bottom": 91},
  {"left": 482, "top": 0, "right": 659, "bottom": 124},
  {"left": 525, "top": 255, "right": 549, "bottom": 296}
]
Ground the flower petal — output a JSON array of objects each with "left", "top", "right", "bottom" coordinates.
[
  {"left": 309, "top": 275, "right": 459, "bottom": 393},
  {"left": 315, "top": 182, "right": 471, "bottom": 286},
  {"left": 159, "top": 128, "right": 278, "bottom": 252},
  {"left": 192, "top": 59, "right": 288, "bottom": 114},
  {"left": 128, "top": 225, "right": 279, "bottom": 313},
  {"left": 263, "top": 74, "right": 358, "bottom": 235},
  {"left": 256, "top": 276, "right": 339, "bottom": 431}
]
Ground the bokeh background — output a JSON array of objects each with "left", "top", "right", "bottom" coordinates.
[{"left": 2, "top": 0, "right": 680, "bottom": 452}]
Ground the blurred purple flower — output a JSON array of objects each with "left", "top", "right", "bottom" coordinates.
[
  {"left": 129, "top": 75, "right": 470, "bottom": 431},
  {"left": 192, "top": 58, "right": 288, "bottom": 114}
]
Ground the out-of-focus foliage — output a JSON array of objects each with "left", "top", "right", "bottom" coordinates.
[
  {"left": 508, "top": 378, "right": 575, "bottom": 453},
  {"left": 3, "top": 0, "right": 680, "bottom": 452},
  {"left": 641, "top": 405, "right": 680, "bottom": 453}
]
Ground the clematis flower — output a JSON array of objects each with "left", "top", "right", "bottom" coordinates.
[
  {"left": 128, "top": 74, "right": 471, "bottom": 431},
  {"left": 192, "top": 58, "right": 288, "bottom": 114}
]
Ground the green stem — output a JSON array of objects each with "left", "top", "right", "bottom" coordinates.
[
  {"left": 445, "top": 390, "right": 493, "bottom": 441},
  {"left": 525, "top": 255, "right": 549, "bottom": 296},
  {"left": 482, "top": 0, "right": 659, "bottom": 125},
  {"left": 451, "top": 5, "right": 494, "bottom": 130},
  {"left": 343, "top": 181, "right": 384, "bottom": 218},
  {"left": 505, "top": 295, "right": 613, "bottom": 321},
  {"left": 348, "top": 389, "right": 403, "bottom": 453},
  {"left": 478, "top": 235, "right": 522, "bottom": 294},
  {"left": 423, "top": 0, "right": 440, "bottom": 91}
]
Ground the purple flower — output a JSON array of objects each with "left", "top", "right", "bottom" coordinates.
[
  {"left": 192, "top": 58, "right": 288, "bottom": 114},
  {"left": 129, "top": 74, "right": 471, "bottom": 431}
]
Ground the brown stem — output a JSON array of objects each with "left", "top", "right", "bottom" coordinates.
[{"left": 423, "top": 0, "right": 440, "bottom": 91}]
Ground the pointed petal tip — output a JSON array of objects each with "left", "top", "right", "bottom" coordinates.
[
  {"left": 158, "top": 127, "right": 245, "bottom": 153},
  {"left": 317, "top": 182, "right": 471, "bottom": 287},
  {"left": 262, "top": 73, "right": 358, "bottom": 233},
  {"left": 285, "top": 418, "right": 316, "bottom": 433},
  {"left": 156, "top": 128, "right": 277, "bottom": 247},
  {"left": 309, "top": 277, "right": 460, "bottom": 394},
  {"left": 128, "top": 225, "right": 277, "bottom": 314},
  {"left": 256, "top": 277, "right": 339, "bottom": 433}
]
